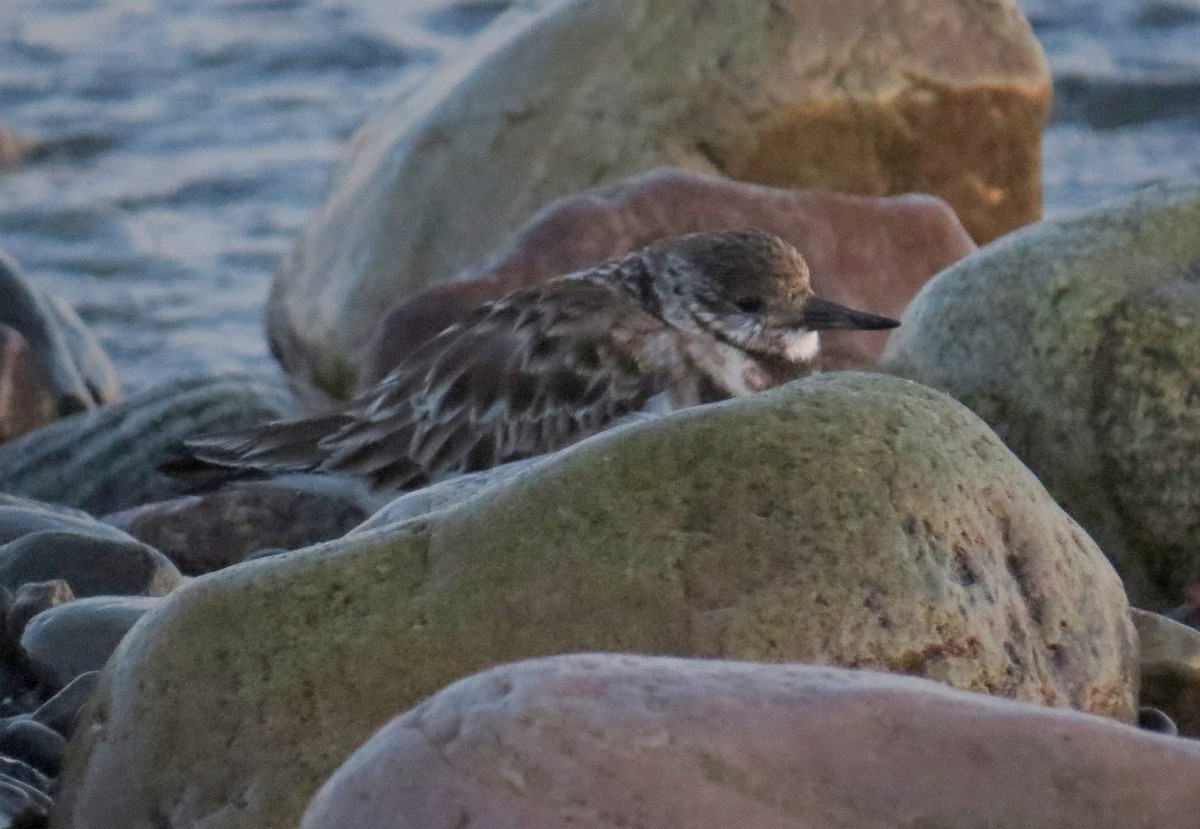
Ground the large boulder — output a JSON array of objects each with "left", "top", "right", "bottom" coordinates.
[
  {"left": 269, "top": 0, "right": 1049, "bottom": 399},
  {"left": 51, "top": 373, "right": 1135, "bottom": 829},
  {"left": 301, "top": 655, "right": 1200, "bottom": 829},
  {"left": 360, "top": 168, "right": 976, "bottom": 390},
  {"left": 882, "top": 179, "right": 1200, "bottom": 608},
  {"left": 0, "top": 373, "right": 298, "bottom": 515}
]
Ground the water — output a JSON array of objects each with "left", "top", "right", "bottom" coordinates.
[{"left": 0, "top": 0, "right": 1197, "bottom": 392}]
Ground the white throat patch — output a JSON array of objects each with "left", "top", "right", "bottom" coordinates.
[{"left": 784, "top": 330, "right": 820, "bottom": 362}]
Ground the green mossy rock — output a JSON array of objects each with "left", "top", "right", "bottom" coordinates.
[
  {"left": 883, "top": 179, "right": 1200, "bottom": 608},
  {"left": 52, "top": 373, "right": 1135, "bottom": 829}
]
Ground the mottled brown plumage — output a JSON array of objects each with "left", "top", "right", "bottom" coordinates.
[{"left": 181, "top": 229, "right": 898, "bottom": 491}]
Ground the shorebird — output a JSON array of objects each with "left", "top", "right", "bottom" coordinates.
[{"left": 179, "top": 229, "right": 898, "bottom": 492}]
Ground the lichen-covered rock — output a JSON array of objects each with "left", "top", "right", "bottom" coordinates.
[
  {"left": 1133, "top": 608, "right": 1200, "bottom": 737},
  {"left": 360, "top": 169, "right": 975, "bottom": 389},
  {"left": 301, "top": 655, "right": 1200, "bottom": 829},
  {"left": 50, "top": 373, "right": 1134, "bottom": 829},
  {"left": 103, "top": 479, "right": 375, "bottom": 575},
  {"left": 0, "top": 374, "right": 299, "bottom": 515},
  {"left": 882, "top": 179, "right": 1200, "bottom": 608},
  {"left": 269, "top": 0, "right": 1048, "bottom": 399}
]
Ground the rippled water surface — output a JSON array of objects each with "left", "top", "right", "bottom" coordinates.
[{"left": 0, "top": 0, "right": 1197, "bottom": 390}]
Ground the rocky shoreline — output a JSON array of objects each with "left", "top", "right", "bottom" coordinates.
[{"left": 0, "top": 0, "right": 1198, "bottom": 827}]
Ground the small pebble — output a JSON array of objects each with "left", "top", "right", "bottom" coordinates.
[
  {"left": 6, "top": 582, "right": 73, "bottom": 645},
  {"left": 31, "top": 671, "right": 100, "bottom": 738},
  {"left": 1137, "top": 706, "right": 1179, "bottom": 736},
  {"left": 0, "top": 757, "right": 48, "bottom": 793}
]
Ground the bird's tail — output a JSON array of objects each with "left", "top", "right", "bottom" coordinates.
[{"left": 160, "top": 412, "right": 351, "bottom": 490}]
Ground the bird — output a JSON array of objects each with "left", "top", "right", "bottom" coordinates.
[{"left": 176, "top": 228, "right": 899, "bottom": 492}]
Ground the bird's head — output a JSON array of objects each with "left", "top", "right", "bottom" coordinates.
[{"left": 642, "top": 228, "right": 899, "bottom": 364}]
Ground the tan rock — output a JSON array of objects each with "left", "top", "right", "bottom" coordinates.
[
  {"left": 302, "top": 655, "right": 1200, "bottom": 829},
  {"left": 269, "top": 0, "right": 1048, "bottom": 400},
  {"left": 1134, "top": 608, "right": 1200, "bottom": 737},
  {"left": 0, "top": 325, "right": 56, "bottom": 444},
  {"left": 51, "top": 373, "right": 1135, "bottom": 829},
  {"left": 882, "top": 179, "right": 1200, "bottom": 608},
  {"left": 360, "top": 168, "right": 975, "bottom": 389}
]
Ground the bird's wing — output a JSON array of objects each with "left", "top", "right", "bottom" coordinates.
[{"left": 318, "top": 278, "right": 673, "bottom": 491}]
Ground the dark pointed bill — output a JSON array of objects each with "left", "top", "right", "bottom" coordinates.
[{"left": 793, "top": 296, "right": 900, "bottom": 331}]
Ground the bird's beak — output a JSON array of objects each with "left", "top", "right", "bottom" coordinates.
[{"left": 788, "top": 296, "right": 900, "bottom": 331}]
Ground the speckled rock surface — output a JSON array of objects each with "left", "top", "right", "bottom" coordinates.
[
  {"left": 103, "top": 479, "right": 374, "bottom": 575},
  {"left": 50, "top": 373, "right": 1134, "bottom": 829},
  {"left": 301, "top": 655, "right": 1200, "bottom": 829},
  {"left": 882, "top": 179, "right": 1200, "bottom": 608},
  {"left": 1134, "top": 608, "right": 1200, "bottom": 737},
  {"left": 269, "top": 0, "right": 1048, "bottom": 400},
  {"left": 361, "top": 169, "right": 975, "bottom": 389},
  {"left": 0, "top": 373, "right": 298, "bottom": 515}
]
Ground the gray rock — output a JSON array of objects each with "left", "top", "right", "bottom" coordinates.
[
  {"left": 0, "top": 758, "right": 48, "bottom": 794},
  {"left": 0, "top": 373, "right": 299, "bottom": 514},
  {"left": 19, "top": 596, "right": 158, "bottom": 689},
  {"left": 0, "top": 532, "right": 182, "bottom": 598},
  {"left": 0, "top": 497, "right": 93, "bottom": 523},
  {"left": 5, "top": 581, "right": 73, "bottom": 644},
  {"left": 31, "top": 671, "right": 99, "bottom": 738},
  {"left": 0, "top": 249, "right": 118, "bottom": 417},
  {"left": 0, "top": 507, "right": 133, "bottom": 547},
  {"left": 0, "top": 775, "right": 50, "bottom": 827},
  {"left": 0, "top": 721, "right": 63, "bottom": 777}
]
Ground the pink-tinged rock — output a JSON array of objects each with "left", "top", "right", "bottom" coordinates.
[
  {"left": 302, "top": 654, "right": 1200, "bottom": 829},
  {"left": 0, "top": 126, "right": 35, "bottom": 172},
  {"left": 102, "top": 480, "right": 374, "bottom": 576},
  {"left": 361, "top": 169, "right": 975, "bottom": 389},
  {"left": 0, "top": 325, "right": 56, "bottom": 444}
]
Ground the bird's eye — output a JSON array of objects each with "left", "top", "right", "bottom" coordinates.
[{"left": 735, "top": 296, "right": 765, "bottom": 314}]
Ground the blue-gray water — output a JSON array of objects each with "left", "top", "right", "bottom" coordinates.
[{"left": 0, "top": 0, "right": 1197, "bottom": 391}]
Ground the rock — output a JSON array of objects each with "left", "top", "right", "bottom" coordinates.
[
  {"left": 0, "top": 721, "right": 64, "bottom": 778},
  {"left": 269, "top": 0, "right": 1049, "bottom": 400},
  {"left": 0, "top": 775, "right": 50, "bottom": 828},
  {"left": 0, "top": 758, "right": 49, "bottom": 795},
  {"left": 1133, "top": 608, "right": 1200, "bottom": 737},
  {"left": 0, "top": 328, "right": 55, "bottom": 445},
  {"left": 6, "top": 581, "right": 74, "bottom": 645},
  {"left": 102, "top": 479, "right": 374, "bottom": 576},
  {"left": 20, "top": 596, "right": 158, "bottom": 690},
  {"left": 0, "top": 373, "right": 299, "bottom": 515},
  {"left": 360, "top": 169, "right": 976, "bottom": 389},
  {"left": 0, "top": 497, "right": 93, "bottom": 524},
  {"left": 1138, "top": 706, "right": 1180, "bottom": 736},
  {"left": 301, "top": 655, "right": 1200, "bottom": 829},
  {"left": 30, "top": 672, "right": 100, "bottom": 739},
  {"left": 0, "top": 127, "right": 36, "bottom": 172},
  {"left": 881, "top": 179, "right": 1200, "bottom": 608},
  {"left": 0, "top": 533, "right": 182, "bottom": 598},
  {"left": 0, "top": 250, "right": 119, "bottom": 416},
  {"left": 0, "top": 507, "right": 131, "bottom": 548},
  {"left": 50, "top": 373, "right": 1136, "bottom": 829}
]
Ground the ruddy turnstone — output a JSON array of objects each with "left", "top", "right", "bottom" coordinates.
[{"left": 180, "top": 229, "right": 898, "bottom": 491}]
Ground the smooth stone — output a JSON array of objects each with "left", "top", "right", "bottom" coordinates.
[
  {"left": 882, "top": 179, "right": 1200, "bottom": 607},
  {"left": 20, "top": 597, "right": 158, "bottom": 690},
  {"left": 6, "top": 581, "right": 73, "bottom": 645},
  {"left": 0, "top": 498, "right": 93, "bottom": 524},
  {"left": 0, "top": 775, "right": 50, "bottom": 827},
  {"left": 0, "top": 328, "right": 55, "bottom": 445},
  {"left": 0, "top": 721, "right": 64, "bottom": 777},
  {"left": 49, "top": 374, "right": 1136, "bottom": 829},
  {"left": 1132, "top": 608, "right": 1200, "bottom": 737},
  {"left": 0, "top": 758, "right": 49, "bottom": 794},
  {"left": 301, "top": 655, "right": 1200, "bottom": 829},
  {"left": 0, "top": 533, "right": 182, "bottom": 598},
  {"left": 360, "top": 169, "right": 976, "bottom": 388},
  {"left": 1138, "top": 706, "right": 1180, "bottom": 736},
  {"left": 102, "top": 478, "right": 374, "bottom": 576},
  {"left": 268, "top": 0, "right": 1049, "bottom": 400},
  {"left": 0, "top": 508, "right": 132, "bottom": 548},
  {"left": 0, "top": 374, "right": 299, "bottom": 515},
  {"left": 31, "top": 672, "right": 100, "bottom": 739},
  {"left": 0, "top": 250, "right": 119, "bottom": 417}
]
